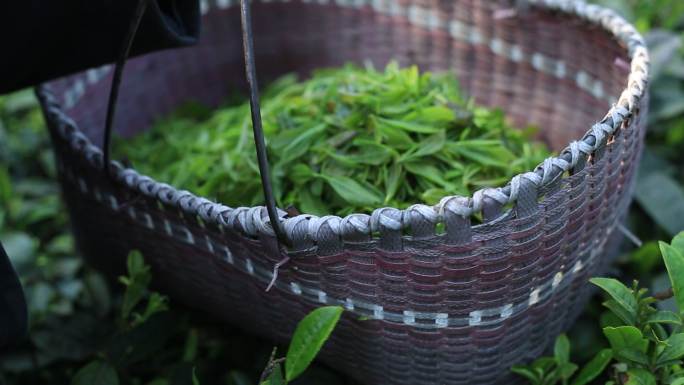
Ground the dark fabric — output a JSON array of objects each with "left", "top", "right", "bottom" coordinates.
[
  {"left": 0, "top": 242, "right": 27, "bottom": 351},
  {"left": 0, "top": 0, "right": 201, "bottom": 94}
]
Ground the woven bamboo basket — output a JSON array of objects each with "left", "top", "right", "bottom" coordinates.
[{"left": 37, "top": 0, "right": 649, "bottom": 383}]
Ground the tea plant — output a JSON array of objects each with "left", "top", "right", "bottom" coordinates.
[
  {"left": 1, "top": 91, "right": 351, "bottom": 385},
  {"left": 511, "top": 334, "right": 612, "bottom": 385},
  {"left": 259, "top": 306, "right": 343, "bottom": 385},
  {"left": 70, "top": 252, "right": 168, "bottom": 385},
  {"left": 513, "top": 232, "right": 684, "bottom": 385},
  {"left": 593, "top": 0, "right": 684, "bottom": 240},
  {"left": 67, "top": 251, "right": 342, "bottom": 385},
  {"left": 118, "top": 62, "right": 550, "bottom": 216},
  {"left": 3, "top": 1, "right": 684, "bottom": 384}
]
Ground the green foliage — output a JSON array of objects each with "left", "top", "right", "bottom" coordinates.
[
  {"left": 636, "top": 168, "right": 684, "bottom": 238},
  {"left": 71, "top": 360, "right": 119, "bottom": 385},
  {"left": 625, "top": 368, "right": 657, "bottom": 385},
  {"left": 603, "top": 327, "right": 648, "bottom": 365},
  {"left": 118, "top": 251, "right": 168, "bottom": 327},
  {"left": 591, "top": 0, "right": 684, "bottom": 240},
  {"left": 285, "top": 306, "right": 343, "bottom": 382},
  {"left": 259, "top": 306, "right": 343, "bottom": 385},
  {"left": 572, "top": 349, "right": 613, "bottom": 385},
  {"left": 590, "top": 278, "right": 639, "bottom": 325},
  {"left": 511, "top": 334, "right": 599, "bottom": 385},
  {"left": 514, "top": 233, "right": 684, "bottom": 385},
  {"left": 118, "top": 63, "right": 550, "bottom": 216},
  {"left": 598, "top": 0, "right": 684, "bottom": 32},
  {"left": 3, "top": 1, "right": 684, "bottom": 384},
  {"left": 0, "top": 103, "right": 311, "bottom": 384},
  {"left": 192, "top": 367, "right": 201, "bottom": 385},
  {"left": 660, "top": 234, "right": 684, "bottom": 312}
]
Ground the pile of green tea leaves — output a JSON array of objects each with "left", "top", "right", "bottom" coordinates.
[{"left": 119, "top": 63, "right": 551, "bottom": 217}]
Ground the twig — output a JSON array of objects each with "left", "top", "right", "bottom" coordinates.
[
  {"left": 258, "top": 347, "right": 286, "bottom": 383},
  {"left": 285, "top": 205, "right": 301, "bottom": 217},
  {"left": 654, "top": 287, "right": 674, "bottom": 301}
]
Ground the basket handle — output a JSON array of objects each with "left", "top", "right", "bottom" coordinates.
[{"left": 102, "top": 0, "right": 291, "bottom": 247}]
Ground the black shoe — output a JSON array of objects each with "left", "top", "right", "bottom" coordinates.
[{"left": 0, "top": 241, "right": 28, "bottom": 351}]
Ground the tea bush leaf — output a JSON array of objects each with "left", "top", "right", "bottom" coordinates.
[
  {"left": 550, "top": 334, "right": 577, "bottom": 381},
  {"left": 673, "top": 231, "right": 684, "bottom": 253},
  {"left": 131, "top": 292, "right": 168, "bottom": 328},
  {"left": 636, "top": 171, "right": 684, "bottom": 236},
  {"left": 71, "top": 360, "right": 119, "bottom": 385},
  {"left": 0, "top": 167, "right": 11, "bottom": 205},
  {"left": 0, "top": 232, "right": 37, "bottom": 274},
  {"left": 646, "top": 310, "right": 682, "bottom": 325},
  {"left": 510, "top": 366, "right": 541, "bottom": 384},
  {"left": 264, "top": 365, "right": 285, "bottom": 385},
  {"left": 629, "top": 241, "right": 663, "bottom": 276},
  {"left": 603, "top": 299, "right": 637, "bottom": 326},
  {"left": 625, "top": 368, "right": 656, "bottom": 385},
  {"left": 120, "top": 251, "right": 152, "bottom": 321},
  {"left": 285, "top": 306, "right": 343, "bottom": 382},
  {"left": 559, "top": 363, "right": 578, "bottom": 381},
  {"left": 657, "top": 333, "right": 684, "bottom": 364},
  {"left": 554, "top": 334, "right": 570, "bottom": 366},
  {"left": 530, "top": 357, "right": 556, "bottom": 374},
  {"left": 603, "top": 326, "right": 649, "bottom": 363},
  {"left": 192, "top": 367, "right": 200, "bottom": 385},
  {"left": 660, "top": 240, "right": 684, "bottom": 312},
  {"left": 590, "top": 278, "right": 638, "bottom": 322},
  {"left": 570, "top": 349, "right": 612, "bottom": 385}
]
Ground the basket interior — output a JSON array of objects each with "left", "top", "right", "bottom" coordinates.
[{"left": 51, "top": 0, "right": 630, "bottom": 155}]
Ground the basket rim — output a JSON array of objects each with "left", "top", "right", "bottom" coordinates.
[{"left": 37, "top": 0, "right": 649, "bottom": 245}]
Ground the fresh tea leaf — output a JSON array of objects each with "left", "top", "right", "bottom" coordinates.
[
  {"left": 625, "top": 368, "right": 656, "bottom": 385},
  {"left": 285, "top": 306, "right": 343, "bottom": 382},
  {"left": 264, "top": 364, "right": 285, "bottom": 385},
  {"left": 673, "top": 231, "right": 684, "bottom": 251},
  {"left": 646, "top": 310, "right": 682, "bottom": 325},
  {"left": 660, "top": 240, "right": 684, "bottom": 312},
  {"left": 119, "top": 63, "right": 549, "bottom": 217},
  {"left": 375, "top": 116, "right": 442, "bottom": 134},
  {"left": 570, "top": 349, "right": 612, "bottom": 385},
  {"left": 657, "top": 333, "right": 684, "bottom": 364},
  {"left": 321, "top": 175, "right": 383, "bottom": 207},
  {"left": 603, "top": 326, "right": 649, "bottom": 364},
  {"left": 119, "top": 250, "right": 152, "bottom": 321},
  {"left": 510, "top": 365, "right": 542, "bottom": 384},
  {"left": 603, "top": 299, "right": 637, "bottom": 326},
  {"left": 559, "top": 363, "right": 578, "bottom": 381},
  {"left": 554, "top": 334, "right": 570, "bottom": 366},
  {"left": 590, "top": 278, "right": 638, "bottom": 322}
]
